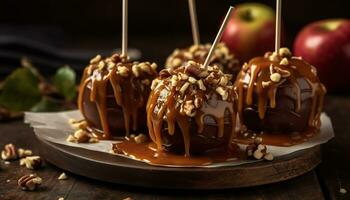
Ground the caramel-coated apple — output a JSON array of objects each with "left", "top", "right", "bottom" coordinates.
[
  {"left": 234, "top": 47, "right": 326, "bottom": 133},
  {"left": 78, "top": 54, "right": 158, "bottom": 139},
  {"left": 147, "top": 61, "right": 236, "bottom": 156}
]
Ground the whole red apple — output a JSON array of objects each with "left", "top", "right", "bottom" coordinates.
[
  {"left": 221, "top": 3, "right": 284, "bottom": 63},
  {"left": 293, "top": 19, "right": 350, "bottom": 92}
]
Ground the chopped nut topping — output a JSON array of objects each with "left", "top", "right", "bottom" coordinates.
[
  {"left": 246, "top": 142, "right": 274, "bottom": 161},
  {"left": 90, "top": 55, "right": 101, "bottom": 64},
  {"left": 1, "top": 143, "right": 17, "bottom": 161},
  {"left": 340, "top": 188, "right": 347, "bottom": 194},
  {"left": 218, "top": 76, "right": 228, "bottom": 86},
  {"left": 107, "top": 62, "right": 116, "bottom": 69},
  {"left": 20, "top": 156, "right": 42, "bottom": 170},
  {"left": 118, "top": 66, "right": 129, "bottom": 77},
  {"left": 275, "top": 67, "right": 291, "bottom": 77},
  {"left": 279, "top": 58, "right": 289, "bottom": 66},
  {"left": 179, "top": 82, "right": 190, "bottom": 95},
  {"left": 151, "top": 79, "right": 160, "bottom": 90},
  {"left": 74, "top": 130, "right": 90, "bottom": 143},
  {"left": 262, "top": 81, "right": 272, "bottom": 88},
  {"left": 69, "top": 119, "right": 88, "bottom": 130},
  {"left": 131, "top": 65, "right": 140, "bottom": 77},
  {"left": 18, "top": 148, "right": 33, "bottom": 158},
  {"left": 188, "top": 76, "right": 197, "bottom": 84},
  {"left": 269, "top": 52, "right": 279, "bottom": 62},
  {"left": 197, "top": 79, "right": 206, "bottom": 91},
  {"left": 216, "top": 87, "right": 228, "bottom": 100},
  {"left": 171, "top": 75, "right": 178, "bottom": 87},
  {"left": 98, "top": 61, "right": 105, "bottom": 70},
  {"left": 150, "top": 63, "right": 158, "bottom": 70},
  {"left": 66, "top": 135, "right": 76, "bottom": 143},
  {"left": 58, "top": 172, "right": 68, "bottom": 180},
  {"left": 194, "top": 98, "right": 203, "bottom": 108},
  {"left": 134, "top": 134, "right": 148, "bottom": 144},
  {"left": 18, "top": 174, "right": 42, "bottom": 191},
  {"left": 182, "top": 100, "right": 196, "bottom": 117},
  {"left": 270, "top": 73, "right": 281, "bottom": 82},
  {"left": 278, "top": 48, "right": 292, "bottom": 58},
  {"left": 171, "top": 58, "right": 182, "bottom": 67}
]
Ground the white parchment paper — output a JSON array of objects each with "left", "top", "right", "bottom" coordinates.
[{"left": 24, "top": 110, "right": 334, "bottom": 168}]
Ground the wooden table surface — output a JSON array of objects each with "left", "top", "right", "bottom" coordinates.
[{"left": 0, "top": 96, "right": 349, "bottom": 200}]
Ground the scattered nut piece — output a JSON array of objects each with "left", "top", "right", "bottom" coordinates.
[
  {"left": 18, "top": 148, "right": 33, "bottom": 158},
  {"left": 188, "top": 76, "right": 197, "bottom": 84},
  {"left": 6, "top": 179, "right": 10, "bottom": 183},
  {"left": 73, "top": 130, "right": 90, "bottom": 143},
  {"left": 194, "top": 98, "right": 203, "bottom": 108},
  {"left": 18, "top": 174, "right": 42, "bottom": 191},
  {"left": 216, "top": 87, "right": 228, "bottom": 100},
  {"left": 150, "top": 63, "right": 158, "bottom": 70},
  {"left": 340, "top": 188, "right": 347, "bottom": 194},
  {"left": 20, "top": 156, "right": 42, "bottom": 170},
  {"left": 1, "top": 143, "right": 17, "bottom": 161},
  {"left": 90, "top": 55, "right": 101, "bottom": 64},
  {"left": 107, "top": 62, "right": 116, "bottom": 69},
  {"left": 246, "top": 142, "right": 274, "bottom": 161},
  {"left": 171, "top": 58, "right": 182, "bottom": 67},
  {"left": 264, "top": 153, "right": 274, "bottom": 161},
  {"left": 69, "top": 119, "right": 88, "bottom": 130},
  {"left": 97, "top": 61, "right": 105, "bottom": 70},
  {"left": 4, "top": 161, "right": 10, "bottom": 165},
  {"left": 150, "top": 79, "right": 160, "bottom": 90},
  {"left": 134, "top": 134, "right": 148, "bottom": 144},
  {"left": 88, "top": 137, "right": 99, "bottom": 143},
  {"left": 182, "top": 100, "right": 196, "bottom": 117},
  {"left": 132, "top": 65, "right": 140, "bottom": 77},
  {"left": 279, "top": 58, "right": 289, "bottom": 66},
  {"left": 66, "top": 135, "right": 76, "bottom": 143},
  {"left": 58, "top": 197, "right": 65, "bottom": 200},
  {"left": 270, "top": 73, "right": 281, "bottom": 83},
  {"left": 58, "top": 172, "right": 68, "bottom": 180},
  {"left": 269, "top": 52, "right": 279, "bottom": 62}
]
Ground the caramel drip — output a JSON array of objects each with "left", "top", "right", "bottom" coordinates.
[
  {"left": 234, "top": 54, "right": 327, "bottom": 130},
  {"left": 78, "top": 58, "right": 156, "bottom": 139},
  {"left": 147, "top": 83, "right": 235, "bottom": 156}
]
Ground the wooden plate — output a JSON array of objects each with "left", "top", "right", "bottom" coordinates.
[{"left": 36, "top": 136, "right": 321, "bottom": 189}]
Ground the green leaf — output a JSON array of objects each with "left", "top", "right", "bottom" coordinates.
[
  {"left": 30, "top": 97, "right": 61, "bottom": 112},
  {"left": 0, "top": 68, "right": 41, "bottom": 111},
  {"left": 53, "top": 66, "right": 76, "bottom": 101}
]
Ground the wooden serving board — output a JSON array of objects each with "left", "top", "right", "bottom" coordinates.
[{"left": 36, "top": 136, "right": 321, "bottom": 190}]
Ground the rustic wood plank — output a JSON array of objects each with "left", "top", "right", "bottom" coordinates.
[{"left": 315, "top": 96, "right": 350, "bottom": 200}]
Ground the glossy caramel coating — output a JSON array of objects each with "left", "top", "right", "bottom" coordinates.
[
  {"left": 147, "top": 61, "right": 236, "bottom": 156},
  {"left": 165, "top": 43, "right": 240, "bottom": 77},
  {"left": 78, "top": 54, "right": 158, "bottom": 139},
  {"left": 234, "top": 48, "right": 326, "bottom": 133}
]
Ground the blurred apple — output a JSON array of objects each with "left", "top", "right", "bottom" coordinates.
[
  {"left": 294, "top": 19, "right": 350, "bottom": 92},
  {"left": 222, "top": 3, "right": 284, "bottom": 63}
]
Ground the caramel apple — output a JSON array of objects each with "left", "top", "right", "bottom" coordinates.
[
  {"left": 233, "top": 47, "right": 326, "bottom": 145},
  {"left": 165, "top": 43, "right": 240, "bottom": 77},
  {"left": 147, "top": 61, "right": 236, "bottom": 156},
  {"left": 78, "top": 54, "right": 158, "bottom": 139}
]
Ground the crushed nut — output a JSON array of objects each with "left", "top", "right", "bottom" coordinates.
[
  {"left": 1, "top": 143, "right": 17, "bottom": 161},
  {"left": 279, "top": 58, "right": 289, "bottom": 66},
  {"left": 278, "top": 48, "right": 292, "bottom": 58},
  {"left": 58, "top": 197, "right": 65, "bottom": 200},
  {"left": 18, "top": 174, "right": 42, "bottom": 191},
  {"left": 197, "top": 79, "right": 206, "bottom": 91},
  {"left": 269, "top": 52, "right": 279, "bottom": 62},
  {"left": 66, "top": 135, "right": 76, "bottom": 143},
  {"left": 20, "top": 156, "right": 42, "bottom": 170},
  {"left": 58, "top": 172, "right": 68, "bottom": 180},
  {"left": 18, "top": 148, "right": 33, "bottom": 158},
  {"left": 274, "top": 67, "right": 291, "bottom": 78},
  {"left": 73, "top": 130, "right": 90, "bottom": 143},
  {"left": 90, "top": 55, "right": 101, "bottom": 64},
  {"left": 264, "top": 153, "right": 274, "bottom": 161},
  {"left": 218, "top": 76, "right": 228, "bottom": 86},
  {"left": 262, "top": 81, "right": 272, "bottom": 88},
  {"left": 97, "top": 61, "right": 105, "bottom": 70},
  {"left": 69, "top": 120, "right": 88, "bottom": 130},
  {"left": 182, "top": 100, "right": 196, "bottom": 117},
  {"left": 194, "top": 98, "right": 203, "bottom": 108},
  {"left": 118, "top": 66, "right": 129, "bottom": 77},
  {"left": 340, "top": 188, "right": 347, "bottom": 194},
  {"left": 188, "top": 76, "right": 197, "bottom": 84},
  {"left": 150, "top": 63, "right": 158, "bottom": 70},
  {"left": 171, "top": 58, "right": 182, "bottom": 67},
  {"left": 216, "top": 87, "right": 228, "bottom": 100},
  {"left": 107, "top": 62, "right": 116, "bottom": 69},
  {"left": 134, "top": 134, "right": 148, "bottom": 144},
  {"left": 246, "top": 142, "right": 274, "bottom": 161},
  {"left": 171, "top": 75, "right": 178, "bottom": 87},
  {"left": 270, "top": 73, "right": 281, "bottom": 82},
  {"left": 150, "top": 79, "right": 160, "bottom": 90},
  {"left": 179, "top": 82, "right": 190, "bottom": 95},
  {"left": 132, "top": 65, "right": 140, "bottom": 77}
]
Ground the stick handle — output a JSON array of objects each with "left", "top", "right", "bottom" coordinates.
[
  {"left": 203, "top": 6, "right": 234, "bottom": 69},
  {"left": 188, "top": 0, "right": 200, "bottom": 45},
  {"left": 275, "top": 0, "right": 281, "bottom": 53},
  {"left": 122, "top": 0, "right": 128, "bottom": 57}
]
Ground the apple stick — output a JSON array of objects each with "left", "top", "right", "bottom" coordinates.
[
  {"left": 188, "top": 0, "right": 200, "bottom": 45},
  {"left": 122, "top": 0, "right": 128, "bottom": 57},
  {"left": 275, "top": 0, "right": 282, "bottom": 53},
  {"left": 203, "top": 6, "right": 234, "bottom": 69}
]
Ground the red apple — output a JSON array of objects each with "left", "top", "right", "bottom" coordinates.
[
  {"left": 293, "top": 19, "right": 350, "bottom": 92},
  {"left": 222, "top": 3, "right": 284, "bottom": 63}
]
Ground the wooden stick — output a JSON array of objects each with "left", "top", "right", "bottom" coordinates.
[
  {"left": 188, "top": 0, "right": 200, "bottom": 45},
  {"left": 122, "top": 0, "right": 128, "bottom": 57},
  {"left": 275, "top": 0, "right": 282, "bottom": 53},
  {"left": 203, "top": 6, "right": 234, "bottom": 69}
]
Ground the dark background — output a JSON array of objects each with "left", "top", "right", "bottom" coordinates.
[{"left": 0, "top": 0, "right": 349, "bottom": 76}]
